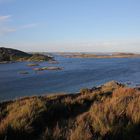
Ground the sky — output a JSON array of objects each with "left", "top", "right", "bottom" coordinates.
[{"left": 0, "top": 0, "right": 140, "bottom": 52}]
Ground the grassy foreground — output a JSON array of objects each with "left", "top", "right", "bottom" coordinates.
[{"left": 0, "top": 81, "right": 140, "bottom": 140}]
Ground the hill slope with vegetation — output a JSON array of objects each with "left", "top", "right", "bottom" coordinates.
[
  {"left": 0, "top": 47, "right": 53, "bottom": 62},
  {"left": 0, "top": 81, "right": 140, "bottom": 140}
]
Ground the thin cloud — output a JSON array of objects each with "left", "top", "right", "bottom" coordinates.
[
  {"left": 20, "top": 23, "right": 37, "bottom": 29},
  {"left": 0, "top": 15, "right": 11, "bottom": 22},
  {"left": 0, "top": 15, "right": 14, "bottom": 35},
  {"left": 0, "top": 27, "right": 16, "bottom": 36},
  {"left": 0, "top": 0, "right": 15, "bottom": 4},
  {"left": 0, "top": 23, "right": 37, "bottom": 36},
  {"left": 0, "top": 15, "right": 37, "bottom": 36}
]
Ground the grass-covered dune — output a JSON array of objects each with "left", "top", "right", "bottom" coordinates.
[{"left": 1, "top": 81, "right": 140, "bottom": 140}]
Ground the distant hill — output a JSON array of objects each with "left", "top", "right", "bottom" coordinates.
[
  {"left": 59, "top": 52, "right": 140, "bottom": 58},
  {"left": 0, "top": 47, "right": 53, "bottom": 62}
]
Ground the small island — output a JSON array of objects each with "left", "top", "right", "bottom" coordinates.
[
  {"left": 33, "top": 66, "right": 63, "bottom": 71},
  {"left": 0, "top": 47, "right": 54, "bottom": 63}
]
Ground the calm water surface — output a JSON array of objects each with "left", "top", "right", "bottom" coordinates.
[{"left": 0, "top": 55, "right": 140, "bottom": 101}]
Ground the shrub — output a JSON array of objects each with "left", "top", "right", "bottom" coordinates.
[
  {"left": 0, "top": 97, "right": 46, "bottom": 140},
  {"left": 80, "top": 88, "right": 90, "bottom": 95}
]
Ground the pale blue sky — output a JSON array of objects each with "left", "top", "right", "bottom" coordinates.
[{"left": 0, "top": 0, "right": 140, "bottom": 52}]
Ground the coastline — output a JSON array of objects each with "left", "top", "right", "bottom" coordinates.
[
  {"left": 0, "top": 81, "right": 122, "bottom": 103},
  {"left": 58, "top": 52, "right": 140, "bottom": 58}
]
